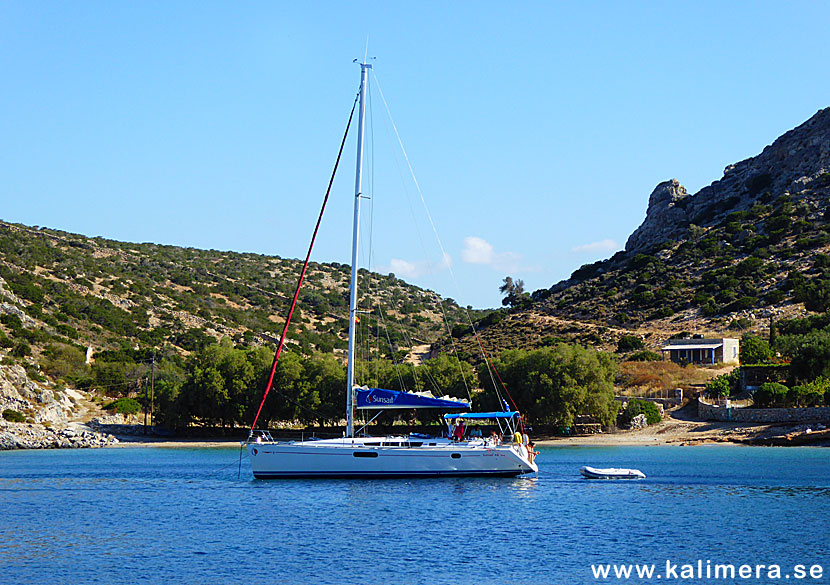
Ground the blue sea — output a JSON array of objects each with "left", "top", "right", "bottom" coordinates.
[{"left": 1, "top": 445, "right": 829, "bottom": 585}]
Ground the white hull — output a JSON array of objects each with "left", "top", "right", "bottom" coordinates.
[{"left": 248, "top": 437, "right": 538, "bottom": 479}]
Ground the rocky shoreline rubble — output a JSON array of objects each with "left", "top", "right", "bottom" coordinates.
[
  {"left": 0, "top": 362, "right": 125, "bottom": 450},
  {"left": 0, "top": 421, "right": 119, "bottom": 450}
]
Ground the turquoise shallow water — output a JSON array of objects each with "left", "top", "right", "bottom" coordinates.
[{"left": 1, "top": 445, "right": 829, "bottom": 585}]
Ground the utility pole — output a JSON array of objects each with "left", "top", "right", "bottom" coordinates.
[
  {"left": 150, "top": 353, "right": 155, "bottom": 428},
  {"left": 143, "top": 375, "right": 148, "bottom": 435}
]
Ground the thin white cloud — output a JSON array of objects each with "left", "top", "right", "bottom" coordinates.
[
  {"left": 492, "top": 251, "right": 523, "bottom": 273},
  {"left": 571, "top": 238, "right": 619, "bottom": 254},
  {"left": 383, "top": 254, "right": 452, "bottom": 279},
  {"left": 388, "top": 258, "right": 419, "bottom": 278},
  {"left": 461, "top": 236, "right": 494, "bottom": 265},
  {"left": 461, "top": 236, "right": 528, "bottom": 273}
]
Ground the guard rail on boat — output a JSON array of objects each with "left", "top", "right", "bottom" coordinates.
[{"left": 249, "top": 430, "right": 275, "bottom": 444}]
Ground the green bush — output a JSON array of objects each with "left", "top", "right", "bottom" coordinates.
[
  {"left": 798, "top": 279, "right": 830, "bottom": 313},
  {"left": 785, "top": 378, "right": 830, "bottom": 407},
  {"left": 785, "top": 330, "right": 830, "bottom": 382},
  {"left": 2, "top": 409, "right": 25, "bottom": 423},
  {"left": 0, "top": 313, "right": 23, "bottom": 332},
  {"left": 650, "top": 306, "right": 675, "bottom": 319},
  {"left": 754, "top": 382, "right": 789, "bottom": 408},
  {"left": 104, "top": 397, "right": 142, "bottom": 416},
  {"left": 25, "top": 365, "right": 46, "bottom": 383},
  {"left": 571, "top": 261, "right": 604, "bottom": 281},
  {"left": 735, "top": 257, "right": 764, "bottom": 277},
  {"left": 740, "top": 333, "right": 773, "bottom": 364},
  {"left": 620, "top": 399, "right": 661, "bottom": 425},
  {"left": 787, "top": 385, "right": 825, "bottom": 407},
  {"left": 706, "top": 369, "right": 740, "bottom": 398},
  {"left": 765, "top": 290, "right": 786, "bottom": 305},
  {"left": 725, "top": 296, "right": 758, "bottom": 313},
  {"left": 11, "top": 341, "right": 31, "bottom": 358},
  {"left": 616, "top": 335, "right": 645, "bottom": 353},
  {"left": 627, "top": 350, "right": 662, "bottom": 362}
]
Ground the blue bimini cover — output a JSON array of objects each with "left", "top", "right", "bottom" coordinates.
[
  {"left": 443, "top": 411, "right": 519, "bottom": 420},
  {"left": 356, "top": 388, "right": 470, "bottom": 410}
]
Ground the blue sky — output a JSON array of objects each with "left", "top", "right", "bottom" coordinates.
[{"left": 2, "top": 1, "right": 829, "bottom": 308}]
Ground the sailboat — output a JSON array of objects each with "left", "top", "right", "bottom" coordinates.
[{"left": 245, "top": 62, "right": 538, "bottom": 479}]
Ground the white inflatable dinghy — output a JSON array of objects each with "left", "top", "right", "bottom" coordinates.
[{"left": 580, "top": 466, "right": 646, "bottom": 480}]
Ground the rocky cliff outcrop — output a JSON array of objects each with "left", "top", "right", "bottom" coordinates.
[
  {"left": 0, "top": 364, "right": 72, "bottom": 424},
  {"left": 627, "top": 107, "right": 830, "bottom": 252},
  {"left": 625, "top": 179, "right": 690, "bottom": 253}
]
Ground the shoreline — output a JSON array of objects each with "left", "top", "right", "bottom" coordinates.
[
  {"left": 111, "top": 418, "right": 830, "bottom": 448},
  {"left": 4, "top": 416, "right": 830, "bottom": 451},
  {"left": 536, "top": 418, "right": 830, "bottom": 447}
]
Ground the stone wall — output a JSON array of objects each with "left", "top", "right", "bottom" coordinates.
[
  {"left": 698, "top": 397, "right": 830, "bottom": 423},
  {"left": 615, "top": 396, "right": 682, "bottom": 410}
]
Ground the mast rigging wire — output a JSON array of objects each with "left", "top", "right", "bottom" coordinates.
[
  {"left": 371, "top": 72, "right": 517, "bottom": 411},
  {"left": 249, "top": 91, "right": 360, "bottom": 433},
  {"left": 370, "top": 75, "right": 474, "bottom": 404}
]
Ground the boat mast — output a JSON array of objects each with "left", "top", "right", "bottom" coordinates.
[{"left": 346, "top": 61, "right": 371, "bottom": 438}]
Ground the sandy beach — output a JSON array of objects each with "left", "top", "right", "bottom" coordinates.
[
  {"left": 111, "top": 435, "right": 245, "bottom": 449},
  {"left": 536, "top": 416, "right": 830, "bottom": 447},
  {"left": 536, "top": 418, "right": 761, "bottom": 447}
]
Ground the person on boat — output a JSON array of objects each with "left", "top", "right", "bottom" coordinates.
[
  {"left": 489, "top": 430, "right": 500, "bottom": 446},
  {"left": 452, "top": 418, "right": 466, "bottom": 442},
  {"left": 470, "top": 427, "right": 482, "bottom": 439},
  {"left": 527, "top": 441, "right": 538, "bottom": 465}
]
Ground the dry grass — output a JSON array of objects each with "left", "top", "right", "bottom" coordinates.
[{"left": 617, "top": 361, "right": 732, "bottom": 397}]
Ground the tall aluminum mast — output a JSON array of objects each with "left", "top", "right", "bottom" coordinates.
[{"left": 345, "top": 61, "right": 371, "bottom": 438}]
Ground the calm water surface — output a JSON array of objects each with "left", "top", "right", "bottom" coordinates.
[{"left": 1, "top": 445, "right": 829, "bottom": 584}]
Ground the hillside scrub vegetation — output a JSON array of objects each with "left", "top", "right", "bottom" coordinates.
[
  {"left": 0, "top": 220, "right": 489, "bottom": 372},
  {"left": 528, "top": 168, "right": 830, "bottom": 330}
]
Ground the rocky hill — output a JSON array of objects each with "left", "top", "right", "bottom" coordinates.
[
  {"left": 0, "top": 220, "right": 486, "bottom": 433},
  {"left": 627, "top": 108, "right": 830, "bottom": 253},
  {"left": 0, "top": 220, "right": 477, "bottom": 359},
  {"left": 463, "top": 107, "right": 830, "bottom": 354}
]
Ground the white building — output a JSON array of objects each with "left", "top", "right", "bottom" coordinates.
[{"left": 660, "top": 337, "right": 740, "bottom": 365}]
